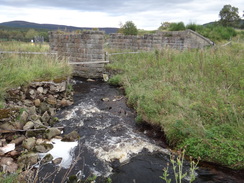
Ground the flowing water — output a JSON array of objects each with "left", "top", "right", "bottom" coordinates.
[{"left": 37, "top": 77, "right": 243, "bottom": 183}]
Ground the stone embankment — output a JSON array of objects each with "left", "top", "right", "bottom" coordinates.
[{"left": 0, "top": 78, "right": 79, "bottom": 176}]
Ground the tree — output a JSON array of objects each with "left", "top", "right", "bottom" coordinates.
[
  {"left": 25, "top": 29, "right": 38, "bottom": 41},
  {"left": 158, "top": 22, "right": 171, "bottom": 31},
  {"left": 219, "top": 5, "right": 240, "bottom": 27},
  {"left": 169, "top": 22, "right": 186, "bottom": 31},
  {"left": 119, "top": 21, "right": 138, "bottom": 35}
]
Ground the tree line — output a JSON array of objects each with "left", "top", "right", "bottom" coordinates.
[
  {"left": 0, "top": 27, "right": 49, "bottom": 42},
  {"left": 118, "top": 4, "right": 243, "bottom": 41}
]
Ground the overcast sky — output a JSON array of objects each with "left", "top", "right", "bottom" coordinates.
[{"left": 0, "top": 0, "right": 243, "bottom": 30}]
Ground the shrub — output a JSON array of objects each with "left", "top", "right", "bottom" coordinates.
[{"left": 169, "top": 22, "right": 186, "bottom": 31}]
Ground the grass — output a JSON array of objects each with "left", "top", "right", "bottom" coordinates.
[
  {"left": 0, "top": 172, "right": 19, "bottom": 183},
  {"left": 0, "top": 41, "right": 72, "bottom": 108},
  {"left": 0, "top": 41, "right": 49, "bottom": 52},
  {"left": 107, "top": 43, "right": 244, "bottom": 169}
]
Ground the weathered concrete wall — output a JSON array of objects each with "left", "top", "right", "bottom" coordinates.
[
  {"left": 49, "top": 31, "right": 105, "bottom": 78},
  {"left": 49, "top": 30, "right": 213, "bottom": 78},
  {"left": 107, "top": 30, "right": 213, "bottom": 51}
]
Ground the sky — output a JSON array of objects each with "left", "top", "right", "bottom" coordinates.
[{"left": 0, "top": 0, "right": 243, "bottom": 30}]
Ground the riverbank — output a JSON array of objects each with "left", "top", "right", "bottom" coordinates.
[
  {"left": 0, "top": 41, "right": 72, "bottom": 108},
  {"left": 107, "top": 43, "right": 244, "bottom": 170}
]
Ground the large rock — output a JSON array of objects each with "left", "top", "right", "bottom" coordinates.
[
  {"left": 23, "top": 121, "right": 35, "bottom": 130},
  {"left": 52, "top": 157, "right": 62, "bottom": 165},
  {"left": 39, "top": 102, "right": 49, "bottom": 114},
  {"left": 0, "top": 143, "right": 15, "bottom": 155},
  {"left": 34, "top": 99, "right": 41, "bottom": 107},
  {"left": 0, "top": 157, "right": 18, "bottom": 173},
  {"left": 22, "top": 137, "right": 36, "bottom": 150},
  {"left": 13, "top": 120, "right": 25, "bottom": 130},
  {"left": 49, "top": 108, "right": 56, "bottom": 116},
  {"left": 29, "top": 114, "right": 40, "bottom": 121},
  {"left": 28, "top": 106, "right": 37, "bottom": 116},
  {"left": 11, "top": 135, "right": 26, "bottom": 145},
  {"left": 35, "top": 143, "right": 53, "bottom": 153},
  {"left": 45, "top": 128, "right": 61, "bottom": 139},
  {"left": 41, "top": 153, "right": 53, "bottom": 164},
  {"left": 37, "top": 87, "right": 44, "bottom": 94},
  {"left": 0, "top": 122, "right": 15, "bottom": 131},
  {"left": 23, "top": 100, "right": 33, "bottom": 107},
  {"left": 41, "top": 111, "right": 50, "bottom": 123},
  {"left": 62, "top": 130, "right": 80, "bottom": 142},
  {"left": 47, "top": 95, "right": 57, "bottom": 105},
  {"left": 19, "top": 111, "right": 29, "bottom": 122},
  {"left": 17, "top": 152, "right": 38, "bottom": 169},
  {"left": 33, "top": 120, "right": 43, "bottom": 129}
]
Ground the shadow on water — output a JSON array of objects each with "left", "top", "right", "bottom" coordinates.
[{"left": 37, "top": 77, "right": 243, "bottom": 183}]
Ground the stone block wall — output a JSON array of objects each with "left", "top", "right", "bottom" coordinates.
[
  {"left": 49, "top": 30, "right": 213, "bottom": 78},
  {"left": 49, "top": 31, "right": 105, "bottom": 78},
  {"left": 107, "top": 30, "right": 213, "bottom": 51}
]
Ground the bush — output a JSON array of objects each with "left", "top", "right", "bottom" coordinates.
[
  {"left": 169, "top": 22, "right": 186, "bottom": 31},
  {"left": 118, "top": 21, "right": 138, "bottom": 35},
  {"left": 192, "top": 24, "right": 237, "bottom": 41}
]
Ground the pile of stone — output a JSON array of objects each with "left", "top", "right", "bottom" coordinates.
[{"left": 0, "top": 78, "right": 79, "bottom": 176}]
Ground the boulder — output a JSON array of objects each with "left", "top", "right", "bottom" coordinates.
[
  {"left": 45, "top": 128, "right": 61, "bottom": 139},
  {"left": 41, "top": 111, "right": 50, "bottom": 123},
  {"left": 13, "top": 120, "right": 25, "bottom": 130},
  {"left": 23, "top": 100, "right": 33, "bottom": 107},
  {"left": 62, "top": 130, "right": 80, "bottom": 142},
  {"left": 39, "top": 102, "right": 49, "bottom": 114},
  {"left": 33, "top": 120, "right": 43, "bottom": 129},
  {"left": 29, "top": 114, "right": 40, "bottom": 121},
  {"left": 37, "top": 87, "right": 44, "bottom": 94},
  {"left": 52, "top": 157, "right": 62, "bottom": 165},
  {"left": 17, "top": 152, "right": 38, "bottom": 169},
  {"left": 34, "top": 99, "right": 41, "bottom": 107},
  {"left": 0, "top": 157, "right": 18, "bottom": 173},
  {"left": 35, "top": 143, "right": 53, "bottom": 153},
  {"left": 60, "top": 98, "right": 69, "bottom": 107},
  {"left": 0, "top": 122, "right": 15, "bottom": 131},
  {"left": 0, "top": 143, "right": 15, "bottom": 155},
  {"left": 23, "top": 121, "right": 34, "bottom": 130},
  {"left": 19, "top": 111, "right": 29, "bottom": 122},
  {"left": 28, "top": 106, "right": 37, "bottom": 116},
  {"left": 11, "top": 135, "right": 26, "bottom": 146},
  {"left": 49, "top": 108, "right": 56, "bottom": 116},
  {"left": 47, "top": 95, "right": 57, "bottom": 105},
  {"left": 22, "top": 137, "right": 36, "bottom": 150},
  {"left": 41, "top": 153, "right": 53, "bottom": 164}
]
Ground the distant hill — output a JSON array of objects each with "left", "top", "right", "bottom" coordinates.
[{"left": 0, "top": 20, "right": 119, "bottom": 34}]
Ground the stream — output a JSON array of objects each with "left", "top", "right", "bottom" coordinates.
[{"left": 37, "top": 77, "right": 243, "bottom": 183}]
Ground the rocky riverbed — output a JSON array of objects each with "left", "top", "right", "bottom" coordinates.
[
  {"left": 0, "top": 78, "right": 78, "bottom": 177},
  {"left": 0, "top": 77, "right": 243, "bottom": 183}
]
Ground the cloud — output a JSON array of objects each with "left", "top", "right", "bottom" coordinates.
[{"left": 0, "top": 0, "right": 243, "bottom": 29}]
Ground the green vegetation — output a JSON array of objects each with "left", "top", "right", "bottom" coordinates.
[
  {"left": 169, "top": 22, "right": 186, "bottom": 31},
  {"left": 158, "top": 22, "right": 239, "bottom": 42},
  {"left": 0, "top": 27, "right": 49, "bottom": 42},
  {"left": 0, "top": 172, "right": 18, "bottom": 183},
  {"left": 0, "top": 42, "right": 72, "bottom": 108},
  {"left": 118, "top": 21, "right": 138, "bottom": 35},
  {"left": 0, "top": 41, "right": 49, "bottom": 52},
  {"left": 107, "top": 43, "right": 244, "bottom": 169},
  {"left": 160, "top": 149, "right": 199, "bottom": 183},
  {"left": 219, "top": 4, "right": 241, "bottom": 27}
]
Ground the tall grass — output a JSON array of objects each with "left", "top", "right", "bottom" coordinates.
[
  {"left": 0, "top": 41, "right": 49, "bottom": 52},
  {"left": 107, "top": 44, "right": 244, "bottom": 169},
  {"left": 0, "top": 42, "right": 72, "bottom": 108}
]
